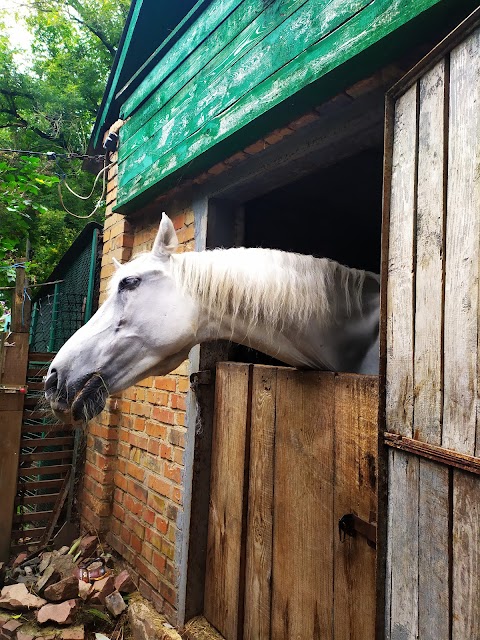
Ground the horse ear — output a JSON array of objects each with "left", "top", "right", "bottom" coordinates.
[
  {"left": 112, "top": 257, "right": 121, "bottom": 270},
  {"left": 152, "top": 212, "right": 178, "bottom": 258}
]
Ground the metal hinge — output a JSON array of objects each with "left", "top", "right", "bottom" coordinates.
[
  {"left": 190, "top": 370, "right": 213, "bottom": 388},
  {"left": 339, "top": 513, "right": 377, "bottom": 549}
]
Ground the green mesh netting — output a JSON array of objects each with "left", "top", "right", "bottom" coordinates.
[{"left": 30, "top": 231, "right": 101, "bottom": 353}]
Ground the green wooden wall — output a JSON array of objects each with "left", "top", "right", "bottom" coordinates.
[{"left": 115, "top": 0, "right": 470, "bottom": 213}]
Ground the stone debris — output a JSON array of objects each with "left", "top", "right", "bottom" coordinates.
[
  {"left": 44, "top": 577, "right": 78, "bottom": 603},
  {"left": 0, "top": 534, "right": 137, "bottom": 639},
  {"left": 1, "top": 619, "right": 23, "bottom": 638},
  {"left": 104, "top": 590, "right": 127, "bottom": 617},
  {"left": 0, "top": 584, "right": 47, "bottom": 610},
  {"left": 89, "top": 575, "right": 115, "bottom": 605},
  {"left": 114, "top": 569, "right": 136, "bottom": 594},
  {"left": 36, "top": 600, "right": 78, "bottom": 625}
]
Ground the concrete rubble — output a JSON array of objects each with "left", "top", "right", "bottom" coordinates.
[{"left": 0, "top": 534, "right": 137, "bottom": 640}]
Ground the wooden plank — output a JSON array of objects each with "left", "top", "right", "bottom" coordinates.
[
  {"left": 22, "top": 423, "right": 73, "bottom": 434},
  {"left": 204, "top": 362, "right": 251, "bottom": 640},
  {"left": 11, "top": 264, "right": 30, "bottom": 333},
  {"left": 0, "top": 410, "right": 22, "bottom": 561},
  {"left": 386, "top": 450, "right": 419, "bottom": 640},
  {"left": 20, "top": 450, "right": 74, "bottom": 463},
  {"left": 15, "top": 493, "right": 60, "bottom": 506},
  {"left": 16, "top": 478, "right": 65, "bottom": 492},
  {"left": 17, "top": 464, "right": 70, "bottom": 477},
  {"left": 452, "top": 471, "right": 480, "bottom": 639},
  {"left": 333, "top": 374, "right": 378, "bottom": 640},
  {"left": 0, "top": 393, "right": 24, "bottom": 411},
  {"left": 443, "top": 29, "right": 480, "bottom": 455},
  {"left": 2, "top": 333, "right": 29, "bottom": 385},
  {"left": 11, "top": 527, "right": 45, "bottom": 540},
  {"left": 122, "top": 0, "right": 246, "bottom": 117},
  {"left": 244, "top": 366, "right": 276, "bottom": 640},
  {"left": 116, "top": 0, "right": 443, "bottom": 212},
  {"left": 120, "top": 0, "right": 313, "bottom": 155},
  {"left": 386, "top": 84, "right": 417, "bottom": 437},
  {"left": 28, "top": 352, "right": 55, "bottom": 362},
  {"left": 413, "top": 59, "right": 446, "bottom": 445},
  {"left": 13, "top": 511, "right": 54, "bottom": 524},
  {"left": 118, "top": 0, "right": 371, "bottom": 187},
  {"left": 271, "top": 370, "right": 335, "bottom": 640},
  {"left": 385, "top": 433, "right": 480, "bottom": 475},
  {"left": 20, "top": 437, "right": 74, "bottom": 448},
  {"left": 418, "top": 459, "right": 450, "bottom": 640}
]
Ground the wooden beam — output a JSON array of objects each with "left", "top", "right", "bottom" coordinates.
[{"left": 385, "top": 433, "right": 480, "bottom": 475}]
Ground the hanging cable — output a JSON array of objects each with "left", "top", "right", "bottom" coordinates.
[{"left": 57, "top": 153, "right": 113, "bottom": 219}]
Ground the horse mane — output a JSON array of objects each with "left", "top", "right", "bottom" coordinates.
[{"left": 170, "top": 247, "right": 369, "bottom": 331}]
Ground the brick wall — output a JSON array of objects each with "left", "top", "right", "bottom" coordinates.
[{"left": 80, "top": 144, "right": 195, "bottom": 623}]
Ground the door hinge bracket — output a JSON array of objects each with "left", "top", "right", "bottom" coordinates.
[
  {"left": 190, "top": 370, "right": 213, "bottom": 388},
  {"left": 339, "top": 513, "right": 377, "bottom": 548}
]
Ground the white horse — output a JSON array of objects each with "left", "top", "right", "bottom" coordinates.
[{"left": 45, "top": 213, "right": 380, "bottom": 422}]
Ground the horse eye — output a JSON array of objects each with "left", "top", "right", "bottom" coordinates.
[{"left": 119, "top": 276, "right": 141, "bottom": 292}]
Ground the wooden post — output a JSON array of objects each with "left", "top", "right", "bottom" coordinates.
[{"left": 0, "top": 264, "right": 30, "bottom": 561}]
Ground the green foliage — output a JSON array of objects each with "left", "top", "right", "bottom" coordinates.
[{"left": 0, "top": 0, "right": 129, "bottom": 304}]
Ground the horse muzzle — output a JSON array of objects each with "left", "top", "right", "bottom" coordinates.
[{"left": 45, "top": 369, "right": 109, "bottom": 423}]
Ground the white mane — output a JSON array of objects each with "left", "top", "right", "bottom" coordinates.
[{"left": 170, "top": 247, "right": 368, "bottom": 332}]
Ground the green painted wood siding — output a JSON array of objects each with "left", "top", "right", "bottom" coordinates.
[{"left": 115, "top": 0, "right": 457, "bottom": 213}]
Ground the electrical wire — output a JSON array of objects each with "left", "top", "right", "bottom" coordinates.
[
  {"left": 57, "top": 154, "right": 113, "bottom": 219},
  {"left": 0, "top": 148, "right": 105, "bottom": 161}
]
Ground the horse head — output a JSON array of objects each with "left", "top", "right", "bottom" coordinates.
[{"left": 45, "top": 213, "right": 198, "bottom": 423}]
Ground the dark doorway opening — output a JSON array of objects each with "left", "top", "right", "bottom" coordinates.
[{"left": 232, "top": 146, "right": 383, "bottom": 365}]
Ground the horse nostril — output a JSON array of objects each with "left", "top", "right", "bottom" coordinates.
[{"left": 45, "top": 369, "right": 58, "bottom": 393}]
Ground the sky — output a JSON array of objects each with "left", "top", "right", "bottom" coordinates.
[{"left": 0, "top": 1, "right": 33, "bottom": 67}]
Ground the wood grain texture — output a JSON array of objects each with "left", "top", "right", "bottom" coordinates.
[
  {"left": 118, "top": 0, "right": 369, "bottom": 186},
  {"left": 0, "top": 410, "right": 23, "bottom": 561},
  {"left": 116, "top": 0, "right": 443, "bottom": 211},
  {"left": 452, "top": 471, "right": 480, "bottom": 639},
  {"left": 414, "top": 60, "right": 445, "bottom": 445},
  {"left": 443, "top": 29, "right": 480, "bottom": 456},
  {"left": 122, "top": 0, "right": 245, "bottom": 118},
  {"left": 386, "top": 84, "right": 417, "bottom": 437},
  {"left": 204, "top": 362, "right": 251, "bottom": 640},
  {"left": 333, "top": 374, "right": 378, "bottom": 640},
  {"left": 386, "top": 450, "right": 419, "bottom": 640},
  {"left": 120, "top": 0, "right": 310, "bottom": 151},
  {"left": 271, "top": 370, "right": 335, "bottom": 640},
  {"left": 418, "top": 459, "right": 450, "bottom": 640},
  {"left": 244, "top": 367, "right": 276, "bottom": 640}
]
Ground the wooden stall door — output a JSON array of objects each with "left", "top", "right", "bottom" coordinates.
[
  {"left": 203, "top": 363, "right": 378, "bottom": 640},
  {"left": 383, "top": 9, "right": 480, "bottom": 640}
]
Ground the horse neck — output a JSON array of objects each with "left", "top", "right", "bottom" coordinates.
[{"left": 185, "top": 250, "right": 380, "bottom": 374}]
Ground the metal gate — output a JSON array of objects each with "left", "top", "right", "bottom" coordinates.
[{"left": 199, "top": 363, "right": 378, "bottom": 640}]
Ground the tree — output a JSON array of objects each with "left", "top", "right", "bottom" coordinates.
[{"left": 0, "top": 0, "right": 129, "bottom": 301}]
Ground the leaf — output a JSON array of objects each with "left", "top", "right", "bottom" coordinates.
[{"left": 85, "top": 608, "right": 113, "bottom": 624}]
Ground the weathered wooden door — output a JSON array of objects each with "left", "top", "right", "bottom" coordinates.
[
  {"left": 203, "top": 363, "right": 378, "bottom": 640},
  {"left": 383, "top": 9, "right": 480, "bottom": 639}
]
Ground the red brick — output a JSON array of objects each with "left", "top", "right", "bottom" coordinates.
[
  {"left": 155, "top": 516, "right": 168, "bottom": 535},
  {"left": 146, "top": 389, "right": 169, "bottom": 405},
  {"left": 152, "top": 407, "right": 175, "bottom": 425},
  {"left": 170, "top": 394, "right": 186, "bottom": 410},
  {"left": 152, "top": 551, "right": 166, "bottom": 573},
  {"left": 127, "top": 479, "right": 148, "bottom": 503},
  {"left": 128, "top": 433, "right": 149, "bottom": 450},
  {"left": 126, "top": 461, "right": 145, "bottom": 483},
  {"left": 132, "top": 416, "right": 146, "bottom": 432},
  {"left": 112, "top": 502, "right": 125, "bottom": 521},
  {"left": 124, "top": 493, "right": 142, "bottom": 517},
  {"left": 160, "top": 444, "right": 173, "bottom": 460},
  {"left": 120, "top": 524, "right": 131, "bottom": 544},
  {"left": 173, "top": 213, "right": 186, "bottom": 230},
  {"left": 175, "top": 412, "right": 186, "bottom": 427},
  {"left": 159, "top": 580, "right": 176, "bottom": 606},
  {"left": 169, "top": 428, "right": 185, "bottom": 448},
  {"left": 153, "top": 377, "right": 176, "bottom": 392},
  {"left": 172, "top": 487, "right": 182, "bottom": 505},
  {"left": 164, "top": 463, "right": 182, "bottom": 484},
  {"left": 143, "top": 507, "right": 155, "bottom": 525},
  {"left": 244, "top": 140, "right": 268, "bottom": 155},
  {"left": 146, "top": 421, "right": 167, "bottom": 439},
  {"left": 147, "top": 492, "right": 166, "bottom": 513},
  {"left": 148, "top": 476, "right": 172, "bottom": 498},
  {"left": 114, "top": 471, "right": 128, "bottom": 492},
  {"left": 131, "top": 533, "right": 143, "bottom": 553},
  {"left": 147, "top": 440, "right": 160, "bottom": 455},
  {"left": 177, "top": 378, "right": 190, "bottom": 393}
]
